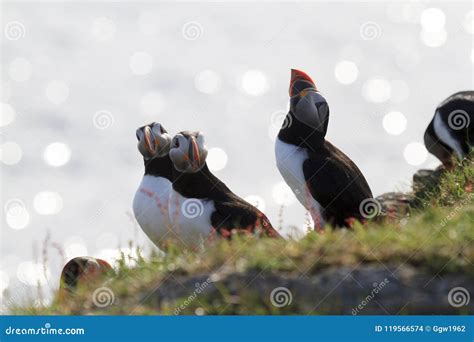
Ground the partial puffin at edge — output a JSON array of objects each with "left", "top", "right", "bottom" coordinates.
[
  {"left": 168, "top": 130, "right": 281, "bottom": 247},
  {"left": 424, "top": 91, "right": 473, "bottom": 169},
  {"left": 58, "top": 257, "right": 113, "bottom": 300},
  {"left": 275, "top": 69, "right": 373, "bottom": 229}
]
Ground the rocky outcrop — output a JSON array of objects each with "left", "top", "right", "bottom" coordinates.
[{"left": 145, "top": 264, "right": 473, "bottom": 314}]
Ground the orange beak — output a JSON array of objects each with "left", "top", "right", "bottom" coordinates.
[
  {"left": 144, "top": 126, "right": 156, "bottom": 154},
  {"left": 289, "top": 69, "right": 317, "bottom": 96},
  {"left": 188, "top": 136, "right": 201, "bottom": 169}
]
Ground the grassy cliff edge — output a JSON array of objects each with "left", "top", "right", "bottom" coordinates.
[{"left": 17, "top": 159, "right": 474, "bottom": 315}]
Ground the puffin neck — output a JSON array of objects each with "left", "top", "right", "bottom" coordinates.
[
  {"left": 171, "top": 163, "right": 223, "bottom": 199},
  {"left": 144, "top": 154, "right": 173, "bottom": 181},
  {"left": 278, "top": 111, "right": 325, "bottom": 150}
]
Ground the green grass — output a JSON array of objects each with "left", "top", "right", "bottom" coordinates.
[{"left": 14, "top": 158, "right": 474, "bottom": 315}]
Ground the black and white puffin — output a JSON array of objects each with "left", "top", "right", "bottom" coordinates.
[
  {"left": 275, "top": 69, "right": 373, "bottom": 229},
  {"left": 424, "top": 91, "right": 473, "bottom": 169},
  {"left": 59, "top": 257, "right": 112, "bottom": 299},
  {"left": 168, "top": 131, "right": 280, "bottom": 247},
  {"left": 133, "top": 122, "right": 174, "bottom": 248}
]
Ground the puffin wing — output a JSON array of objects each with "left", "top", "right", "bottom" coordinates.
[
  {"left": 303, "top": 142, "right": 372, "bottom": 225},
  {"left": 211, "top": 198, "right": 280, "bottom": 237}
]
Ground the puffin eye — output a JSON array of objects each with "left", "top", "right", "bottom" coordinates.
[{"left": 173, "top": 138, "right": 179, "bottom": 148}]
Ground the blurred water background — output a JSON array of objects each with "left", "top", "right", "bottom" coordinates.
[{"left": 1, "top": 0, "right": 473, "bottom": 309}]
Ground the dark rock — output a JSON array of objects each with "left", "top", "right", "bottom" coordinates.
[
  {"left": 375, "top": 192, "right": 413, "bottom": 222},
  {"left": 413, "top": 166, "right": 446, "bottom": 195},
  {"left": 145, "top": 264, "right": 473, "bottom": 314}
]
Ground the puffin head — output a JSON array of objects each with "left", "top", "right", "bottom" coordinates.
[
  {"left": 169, "top": 131, "right": 208, "bottom": 173},
  {"left": 136, "top": 122, "right": 172, "bottom": 159},
  {"left": 59, "top": 257, "right": 113, "bottom": 296},
  {"left": 287, "top": 69, "right": 329, "bottom": 137}
]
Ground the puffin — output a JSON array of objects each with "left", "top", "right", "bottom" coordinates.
[
  {"left": 59, "top": 257, "right": 112, "bottom": 298},
  {"left": 168, "top": 131, "right": 280, "bottom": 247},
  {"left": 133, "top": 122, "right": 174, "bottom": 248},
  {"left": 275, "top": 69, "right": 373, "bottom": 229},
  {"left": 424, "top": 91, "right": 473, "bottom": 169}
]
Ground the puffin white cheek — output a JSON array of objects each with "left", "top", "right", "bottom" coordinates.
[
  {"left": 137, "top": 141, "right": 144, "bottom": 154},
  {"left": 169, "top": 149, "right": 189, "bottom": 171},
  {"left": 169, "top": 149, "right": 181, "bottom": 162},
  {"left": 136, "top": 129, "right": 145, "bottom": 141},
  {"left": 295, "top": 100, "right": 321, "bottom": 130},
  {"left": 138, "top": 140, "right": 152, "bottom": 158},
  {"left": 199, "top": 149, "right": 208, "bottom": 164},
  {"left": 151, "top": 125, "right": 161, "bottom": 136},
  {"left": 197, "top": 133, "right": 206, "bottom": 145},
  {"left": 155, "top": 135, "right": 172, "bottom": 156},
  {"left": 316, "top": 102, "right": 329, "bottom": 128}
]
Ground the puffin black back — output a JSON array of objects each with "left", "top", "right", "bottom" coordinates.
[
  {"left": 171, "top": 163, "right": 229, "bottom": 200},
  {"left": 168, "top": 131, "right": 280, "bottom": 238},
  {"left": 305, "top": 140, "right": 373, "bottom": 226}
]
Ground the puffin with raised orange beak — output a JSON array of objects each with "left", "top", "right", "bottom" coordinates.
[
  {"left": 275, "top": 69, "right": 373, "bottom": 228},
  {"left": 133, "top": 122, "right": 174, "bottom": 248},
  {"left": 168, "top": 131, "right": 280, "bottom": 248}
]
